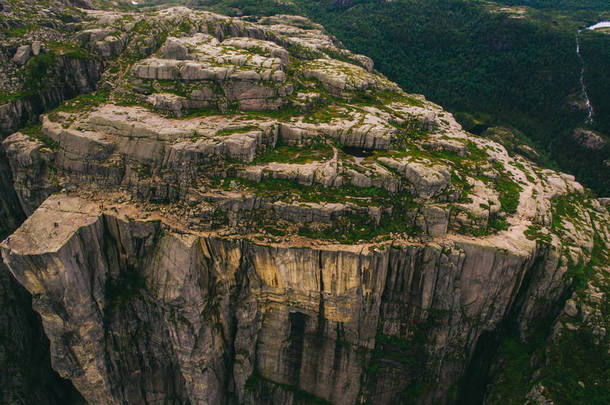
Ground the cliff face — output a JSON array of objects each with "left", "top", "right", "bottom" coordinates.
[
  {"left": 0, "top": 2, "right": 107, "bottom": 401},
  {"left": 0, "top": 141, "right": 83, "bottom": 405},
  {"left": 0, "top": 261, "right": 86, "bottom": 405},
  {"left": 0, "top": 195, "right": 575, "bottom": 405},
  {"left": 0, "top": 150, "right": 24, "bottom": 238},
  {"left": 0, "top": 0, "right": 106, "bottom": 136},
  {"left": 0, "top": 4, "right": 608, "bottom": 405},
  {"left": 0, "top": 56, "right": 104, "bottom": 135}
]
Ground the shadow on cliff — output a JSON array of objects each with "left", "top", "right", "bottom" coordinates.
[
  {"left": 0, "top": 264, "right": 86, "bottom": 405},
  {"left": 0, "top": 51, "right": 102, "bottom": 405},
  {"left": 455, "top": 247, "right": 574, "bottom": 405}
]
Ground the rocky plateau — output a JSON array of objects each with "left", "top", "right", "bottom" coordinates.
[{"left": 0, "top": 2, "right": 609, "bottom": 405}]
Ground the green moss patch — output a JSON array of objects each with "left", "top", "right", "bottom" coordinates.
[
  {"left": 495, "top": 174, "right": 522, "bottom": 214},
  {"left": 20, "top": 124, "right": 59, "bottom": 150},
  {"left": 254, "top": 140, "right": 333, "bottom": 164}
]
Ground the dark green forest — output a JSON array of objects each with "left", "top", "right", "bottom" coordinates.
[{"left": 495, "top": 0, "right": 610, "bottom": 11}]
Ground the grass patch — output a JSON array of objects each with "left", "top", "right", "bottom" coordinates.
[
  {"left": 3, "top": 26, "right": 28, "bottom": 37},
  {"left": 215, "top": 125, "right": 259, "bottom": 136},
  {"left": 375, "top": 90, "right": 425, "bottom": 107},
  {"left": 550, "top": 194, "right": 582, "bottom": 231},
  {"left": 263, "top": 226, "right": 287, "bottom": 237},
  {"left": 542, "top": 328, "right": 610, "bottom": 405},
  {"left": 298, "top": 198, "right": 419, "bottom": 244},
  {"left": 51, "top": 90, "right": 110, "bottom": 114},
  {"left": 524, "top": 224, "right": 552, "bottom": 243},
  {"left": 487, "top": 215, "right": 509, "bottom": 233},
  {"left": 218, "top": 176, "right": 419, "bottom": 242},
  {"left": 302, "top": 105, "right": 350, "bottom": 123},
  {"left": 487, "top": 332, "right": 541, "bottom": 404},
  {"left": 495, "top": 174, "right": 522, "bottom": 214},
  {"left": 20, "top": 124, "right": 59, "bottom": 150},
  {"left": 23, "top": 52, "right": 58, "bottom": 91},
  {"left": 254, "top": 140, "right": 333, "bottom": 164},
  {"left": 0, "top": 90, "right": 28, "bottom": 104},
  {"left": 232, "top": 177, "right": 392, "bottom": 204},
  {"left": 46, "top": 41, "right": 91, "bottom": 59}
]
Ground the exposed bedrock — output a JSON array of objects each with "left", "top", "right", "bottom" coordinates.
[
  {"left": 0, "top": 35, "right": 99, "bottom": 405},
  {"left": 0, "top": 261, "right": 86, "bottom": 405},
  {"left": 0, "top": 148, "right": 25, "bottom": 239},
  {"left": 1, "top": 195, "right": 572, "bottom": 405}
]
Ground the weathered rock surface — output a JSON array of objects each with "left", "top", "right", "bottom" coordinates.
[
  {"left": 0, "top": 57, "right": 104, "bottom": 136},
  {"left": 0, "top": 149, "right": 25, "bottom": 238},
  {"left": 0, "top": 261, "right": 86, "bottom": 405},
  {"left": 12, "top": 45, "right": 32, "bottom": 66}
]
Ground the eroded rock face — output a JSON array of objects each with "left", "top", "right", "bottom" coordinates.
[
  {"left": 0, "top": 5, "right": 608, "bottom": 405},
  {"left": 0, "top": 57, "right": 104, "bottom": 136},
  {"left": 0, "top": 149, "right": 25, "bottom": 238},
  {"left": 0, "top": 195, "right": 581, "bottom": 405},
  {"left": 132, "top": 33, "right": 293, "bottom": 112},
  {"left": 0, "top": 262, "right": 86, "bottom": 405},
  {"left": 12, "top": 45, "right": 32, "bottom": 66},
  {"left": 572, "top": 127, "right": 607, "bottom": 150}
]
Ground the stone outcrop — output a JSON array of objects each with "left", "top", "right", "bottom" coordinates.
[
  {"left": 377, "top": 157, "right": 451, "bottom": 199},
  {"left": 302, "top": 58, "right": 398, "bottom": 97},
  {"left": 0, "top": 56, "right": 104, "bottom": 136},
  {"left": 572, "top": 127, "right": 607, "bottom": 150},
  {"left": 12, "top": 45, "right": 31, "bottom": 66}
]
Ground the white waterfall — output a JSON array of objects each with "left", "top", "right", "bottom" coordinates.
[{"left": 576, "top": 30, "right": 593, "bottom": 124}]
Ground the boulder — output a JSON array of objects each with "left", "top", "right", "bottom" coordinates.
[
  {"left": 160, "top": 38, "right": 191, "bottom": 60},
  {"left": 12, "top": 45, "right": 31, "bottom": 66},
  {"left": 418, "top": 206, "right": 449, "bottom": 237},
  {"left": 147, "top": 93, "right": 186, "bottom": 114},
  {"left": 31, "top": 41, "right": 42, "bottom": 56},
  {"left": 572, "top": 128, "right": 607, "bottom": 150},
  {"left": 378, "top": 157, "right": 451, "bottom": 198}
]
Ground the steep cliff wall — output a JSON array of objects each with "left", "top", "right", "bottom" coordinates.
[
  {"left": 0, "top": 141, "right": 84, "bottom": 404},
  {"left": 0, "top": 2, "right": 105, "bottom": 402},
  {"left": 0, "top": 133, "right": 85, "bottom": 404},
  {"left": 0, "top": 261, "right": 86, "bottom": 405},
  {"left": 0, "top": 149, "right": 24, "bottom": 238},
  {"left": 0, "top": 56, "right": 104, "bottom": 136},
  {"left": 1, "top": 193, "right": 600, "bottom": 405}
]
